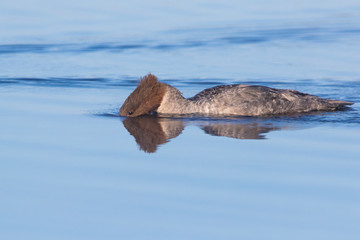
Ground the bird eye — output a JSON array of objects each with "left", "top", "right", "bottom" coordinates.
[{"left": 128, "top": 111, "right": 133, "bottom": 115}]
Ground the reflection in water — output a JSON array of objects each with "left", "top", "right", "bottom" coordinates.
[
  {"left": 122, "top": 116, "right": 185, "bottom": 153},
  {"left": 122, "top": 116, "right": 286, "bottom": 153},
  {"left": 202, "top": 123, "right": 280, "bottom": 139}
]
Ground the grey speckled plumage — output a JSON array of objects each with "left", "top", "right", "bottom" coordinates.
[{"left": 119, "top": 74, "right": 353, "bottom": 117}]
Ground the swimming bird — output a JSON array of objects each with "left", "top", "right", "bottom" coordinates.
[{"left": 119, "top": 74, "right": 353, "bottom": 117}]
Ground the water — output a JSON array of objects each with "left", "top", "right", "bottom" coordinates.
[{"left": 1, "top": 1, "right": 360, "bottom": 239}]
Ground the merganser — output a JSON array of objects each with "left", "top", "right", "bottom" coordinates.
[{"left": 119, "top": 74, "right": 353, "bottom": 117}]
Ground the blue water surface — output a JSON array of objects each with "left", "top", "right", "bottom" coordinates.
[{"left": 1, "top": 1, "right": 360, "bottom": 240}]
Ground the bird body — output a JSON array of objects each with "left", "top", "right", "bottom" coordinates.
[{"left": 119, "top": 74, "right": 353, "bottom": 117}]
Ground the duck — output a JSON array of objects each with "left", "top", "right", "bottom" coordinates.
[{"left": 119, "top": 74, "right": 353, "bottom": 117}]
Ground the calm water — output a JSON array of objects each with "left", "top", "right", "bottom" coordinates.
[{"left": 1, "top": 1, "right": 360, "bottom": 239}]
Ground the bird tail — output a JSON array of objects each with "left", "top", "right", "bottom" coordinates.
[{"left": 327, "top": 99, "right": 354, "bottom": 108}]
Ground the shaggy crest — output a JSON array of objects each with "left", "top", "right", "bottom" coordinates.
[{"left": 119, "top": 74, "right": 166, "bottom": 117}]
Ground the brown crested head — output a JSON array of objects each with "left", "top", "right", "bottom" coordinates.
[{"left": 119, "top": 74, "right": 166, "bottom": 117}]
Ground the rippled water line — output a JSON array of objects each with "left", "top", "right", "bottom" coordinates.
[
  {"left": 0, "top": 77, "right": 138, "bottom": 88},
  {"left": 1, "top": 26, "right": 360, "bottom": 54},
  {"left": 1, "top": 76, "right": 359, "bottom": 89}
]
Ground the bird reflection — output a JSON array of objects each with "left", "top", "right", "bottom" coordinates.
[
  {"left": 122, "top": 116, "right": 184, "bottom": 153},
  {"left": 202, "top": 123, "right": 280, "bottom": 139},
  {"left": 122, "top": 116, "right": 284, "bottom": 153}
]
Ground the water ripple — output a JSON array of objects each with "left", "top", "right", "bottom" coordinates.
[
  {"left": 0, "top": 77, "right": 139, "bottom": 88},
  {"left": 1, "top": 26, "right": 360, "bottom": 54}
]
